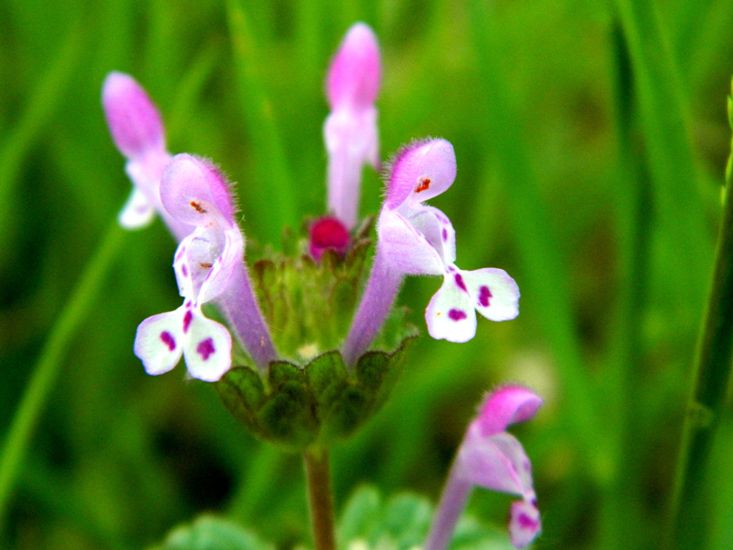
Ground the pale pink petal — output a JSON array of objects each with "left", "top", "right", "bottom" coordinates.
[
  {"left": 118, "top": 188, "right": 155, "bottom": 229},
  {"left": 102, "top": 72, "right": 165, "bottom": 159},
  {"left": 405, "top": 205, "right": 456, "bottom": 265},
  {"left": 509, "top": 500, "right": 541, "bottom": 548},
  {"left": 326, "top": 22, "right": 381, "bottom": 110},
  {"left": 377, "top": 209, "right": 444, "bottom": 275},
  {"left": 477, "top": 386, "right": 543, "bottom": 436},
  {"left": 160, "top": 154, "right": 236, "bottom": 227},
  {"left": 134, "top": 309, "right": 184, "bottom": 376},
  {"left": 197, "top": 229, "right": 244, "bottom": 304},
  {"left": 462, "top": 268, "right": 520, "bottom": 322},
  {"left": 457, "top": 432, "right": 533, "bottom": 497},
  {"left": 182, "top": 312, "right": 232, "bottom": 382},
  {"left": 425, "top": 273, "right": 477, "bottom": 342},
  {"left": 386, "top": 139, "right": 456, "bottom": 209}
]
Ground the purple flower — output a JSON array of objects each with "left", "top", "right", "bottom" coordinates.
[
  {"left": 343, "top": 138, "right": 519, "bottom": 365},
  {"left": 426, "top": 386, "right": 543, "bottom": 549},
  {"left": 134, "top": 155, "right": 244, "bottom": 382},
  {"left": 102, "top": 72, "right": 188, "bottom": 240},
  {"left": 324, "top": 23, "right": 381, "bottom": 229}
]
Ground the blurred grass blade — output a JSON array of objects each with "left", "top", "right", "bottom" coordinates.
[
  {"left": 0, "top": 222, "right": 125, "bottom": 530},
  {"left": 467, "top": 0, "right": 602, "bottom": 471},
  {"left": 226, "top": 0, "right": 297, "bottom": 239},
  {"left": 0, "top": 23, "right": 84, "bottom": 262},
  {"left": 613, "top": 0, "right": 712, "bottom": 310},
  {"left": 667, "top": 81, "right": 733, "bottom": 549}
]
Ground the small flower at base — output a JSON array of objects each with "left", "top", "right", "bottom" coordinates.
[
  {"left": 309, "top": 216, "right": 351, "bottom": 260},
  {"left": 425, "top": 385, "right": 542, "bottom": 550},
  {"left": 324, "top": 23, "right": 381, "bottom": 229}
]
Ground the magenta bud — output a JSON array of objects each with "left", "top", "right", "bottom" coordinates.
[{"left": 309, "top": 216, "right": 351, "bottom": 260}]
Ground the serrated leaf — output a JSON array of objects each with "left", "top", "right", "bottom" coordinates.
[
  {"left": 215, "top": 366, "right": 264, "bottom": 426},
  {"left": 150, "top": 515, "right": 273, "bottom": 550}
]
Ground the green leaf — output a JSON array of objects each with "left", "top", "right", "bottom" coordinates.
[{"left": 151, "top": 515, "right": 273, "bottom": 550}]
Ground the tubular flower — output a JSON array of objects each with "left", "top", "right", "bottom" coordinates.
[
  {"left": 134, "top": 154, "right": 244, "bottom": 382},
  {"left": 324, "top": 22, "right": 381, "bottom": 229},
  {"left": 102, "top": 72, "right": 188, "bottom": 240},
  {"left": 343, "top": 138, "right": 519, "bottom": 365},
  {"left": 426, "top": 386, "right": 543, "bottom": 549}
]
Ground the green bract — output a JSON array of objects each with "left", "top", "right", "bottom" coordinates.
[{"left": 216, "top": 220, "right": 417, "bottom": 450}]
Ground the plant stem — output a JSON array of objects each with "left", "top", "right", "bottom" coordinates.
[
  {"left": 0, "top": 222, "right": 125, "bottom": 530},
  {"left": 424, "top": 462, "right": 472, "bottom": 550},
  {"left": 667, "top": 88, "right": 733, "bottom": 547},
  {"left": 304, "top": 448, "right": 336, "bottom": 550},
  {"left": 342, "top": 244, "right": 403, "bottom": 367}
]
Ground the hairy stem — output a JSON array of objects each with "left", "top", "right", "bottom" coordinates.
[
  {"left": 424, "top": 462, "right": 472, "bottom": 550},
  {"left": 304, "top": 448, "right": 335, "bottom": 550}
]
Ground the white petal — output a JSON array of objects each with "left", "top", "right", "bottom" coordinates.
[
  {"left": 182, "top": 311, "right": 232, "bottom": 382},
  {"left": 134, "top": 309, "right": 184, "bottom": 376},
  {"left": 425, "top": 273, "right": 477, "bottom": 342},
  {"left": 118, "top": 188, "right": 155, "bottom": 229},
  {"left": 198, "top": 228, "right": 244, "bottom": 304},
  {"left": 458, "top": 431, "right": 534, "bottom": 498},
  {"left": 463, "top": 268, "right": 520, "bottom": 321},
  {"left": 509, "top": 499, "right": 541, "bottom": 548},
  {"left": 404, "top": 205, "right": 456, "bottom": 265},
  {"left": 377, "top": 209, "right": 444, "bottom": 275}
]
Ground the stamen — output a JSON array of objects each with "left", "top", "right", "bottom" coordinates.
[
  {"left": 189, "top": 200, "right": 207, "bottom": 214},
  {"left": 415, "top": 177, "right": 431, "bottom": 193}
]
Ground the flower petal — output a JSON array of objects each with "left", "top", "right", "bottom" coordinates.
[
  {"left": 161, "top": 154, "right": 236, "bottom": 227},
  {"left": 102, "top": 72, "right": 165, "bottom": 159},
  {"left": 405, "top": 205, "right": 456, "bottom": 265},
  {"left": 377, "top": 209, "right": 444, "bottom": 275},
  {"left": 509, "top": 500, "right": 541, "bottom": 549},
  {"left": 462, "top": 268, "right": 520, "bottom": 321},
  {"left": 197, "top": 228, "right": 244, "bottom": 304},
  {"left": 118, "top": 188, "right": 155, "bottom": 229},
  {"left": 425, "top": 273, "right": 477, "bottom": 342},
  {"left": 134, "top": 309, "right": 184, "bottom": 376},
  {"left": 326, "top": 22, "right": 381, "bottom": 111},
  {"left": 458, "top": 432, "right": 534, "bottom": 497},
  {"left": 476, "top": 386, "right": 543, "bottom": 436},
  {"left": 182, "top": 311, "right": 232, "bottom": 382},
  {"left": 386, "top": 138, "right": 456, "bottom": 209}
]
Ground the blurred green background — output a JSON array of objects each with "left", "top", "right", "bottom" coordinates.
[{"left": 2, "top": 0, "right": 733, "bottom": 548}]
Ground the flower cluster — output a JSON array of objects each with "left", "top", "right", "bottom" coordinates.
[{"left": 102, "top": 21, "right": 540, "bottom": 549}]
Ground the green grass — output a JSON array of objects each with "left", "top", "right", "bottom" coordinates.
[{"left": 2, "top": 0, "right": 733, "bottom": 548}]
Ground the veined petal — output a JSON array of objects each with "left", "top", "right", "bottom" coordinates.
[
  {"left": 118, "top": 187, "right": 155, "bottom": 229},
  {"left": 462, "top": 268, "right": 520, "bottom": 321},
  {"left": 425, "top": 272, "right": 477, "bottom": 342},
  {"left": 377, "top": 209, "right": 444, "bottom": 275},
  {"left": 405, "top": 205, "right": 456, "bottom": 265},
  {"left": 326, "top": 22, "right": 381, "bottom": 111},
  {"left": 509, "top": 500, "right": 541, "bottom": 548},
  {"left": 182, "top": 311, "right": 232, "bottom": 382},
  {"left": 102, "top": 72, "right": 165, "bottom": 159},
  {"left": 386, "top": 138, "right": 456, "bottom": 209},
  {"left": 476, "top": 386, "right": 543, "bottom": 436},
  {"left": 134, "top": 309, "right": 184, "bottom": 376},
  {"left": 457, "top": 432, "right": 534, "bottom": 498},
  {"left": 161, "top": 154, "right": 236, "bottom": 227}
]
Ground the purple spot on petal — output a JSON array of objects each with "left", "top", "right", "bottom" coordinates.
[
  {"left": 183, "top": 310, "right": 193, "bottom": 333},
  {"left": 454, "top": 273, "right": 467, "bottom": 292},
  {"left": 518, "top": 513, "right": 539, "bottom": 530},
  {"left": 197, "top": 338, "right": 215, "bottom": 360},
  {"left": 448, "top": 309, "right": 467, "bottom": 321},
  {"left": 442, "top": 228, "right": 448, "bottom": 241},
  {"left": 160, "top": 331, "right": 176, "bottom": 351},
  {"left": 176, "top": 247, "right": 186, "bottom": 261},
  {"left": 181, "top": 264, "right": 188, "bottom": 277},
  {"left": 479, "top": 285, "right": 493, "bottom": 307}
]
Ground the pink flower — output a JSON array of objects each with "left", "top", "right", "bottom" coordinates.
[
  {"left": 324, "top": 23, "right": 381, "bottom": 229},
  {"left": 102, "top": 72, "right": 188, "bottom": 239},
  {"left": 134, "top": 155, "right": 244, "bottom": 381},
  {"left": 426, "top": 386, "right": 543, "bottom": 549}
]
